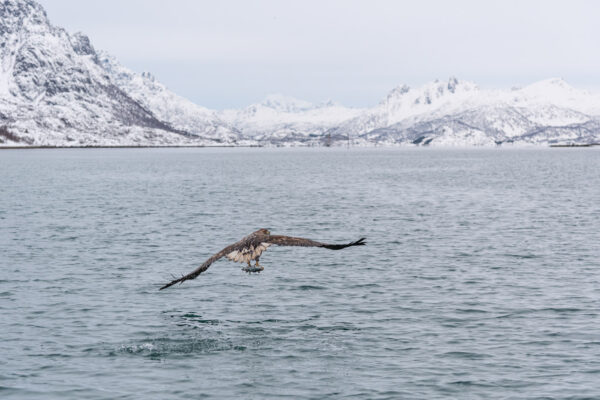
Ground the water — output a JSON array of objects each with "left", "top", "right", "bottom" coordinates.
[{"left": 1, "top": 147, "right": 600, "bottom": 399}]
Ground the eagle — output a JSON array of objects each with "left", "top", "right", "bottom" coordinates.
[{"left": 159, "top": 229, "right": 366, "bottom": 290}]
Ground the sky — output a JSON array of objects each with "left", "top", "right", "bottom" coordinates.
[{"left": 37, "top": 0, "right": 600, "bottom": 109}]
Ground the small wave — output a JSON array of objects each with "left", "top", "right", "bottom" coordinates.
[
  {"left": 293, "top": 285, "right": 327, "bottom": 290},
  {"left": 502, "top": 253, "right": 539, "bottom": 259},
  {"left": 347, "top": 283, "right": 381, "bottom": 289},
  {"left": 541, "top": 307, "right": 582, "bottom": 313},
  {"left": 316, "top": 325, "right": 360, "bottom": 332},
  {"left": 411, "top": 275, "right": 446, "bottom": 281},
  {"left": 164, "top": 311, "right": 222, "bottom": 326},
  {"left": 448, "top": 380, "right": 495, "bottom": 387},
  {"left": 456, "top": 308, "right": 488, "bottom": 313},
  {"left": 440, "top": 351, "right": 489, "bottom": 360},
  {"left": 495, "top": 307, "right": 583, "bottom": 319}
]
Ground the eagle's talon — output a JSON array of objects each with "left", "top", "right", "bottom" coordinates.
[{"left": 242, "top": 264, "right": 264, "bottom": 273}]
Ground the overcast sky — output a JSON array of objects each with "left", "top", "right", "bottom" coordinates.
[{"left": 37, "top": 0, "right": 600, "bottom": 109}]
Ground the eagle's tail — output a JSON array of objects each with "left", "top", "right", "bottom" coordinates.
[{"left": 322, "top": 237, "right": 366, "bottom": 250}]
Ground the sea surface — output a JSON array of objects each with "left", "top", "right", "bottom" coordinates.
[{"left": 1, "top": 147, "right": 600, "bottom": 399}]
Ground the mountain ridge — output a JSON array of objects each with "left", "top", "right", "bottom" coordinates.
[{"left": 1, "top": 0, "right": 599, "bottom": 147}]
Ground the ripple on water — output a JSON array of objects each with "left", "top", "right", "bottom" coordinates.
[
  {"left": 292, "top": 285, "right": 327, "bottom": 290},
  {"left": 3, "top": 148, "right": 600, "bottom": 399},
  {"left": 110, "top": 335, "right": 252, "bottom": 359}
]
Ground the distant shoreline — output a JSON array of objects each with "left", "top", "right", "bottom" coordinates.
[
  {"left": 0, "top": 145, "right": 264, "bottom": 150},
  {"left": 1, "top": 143, "right": 599, "bottom": 150},
  {"left": 549, "top": 144, "right": 600, "bottom": 148}
]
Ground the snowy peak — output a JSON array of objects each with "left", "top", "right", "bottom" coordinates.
[
  {"left": 504, "top": 78, "right": 600, "bottom": 116},
  {"left": 525, "top": 77, "right": 572, "bottom": 89},
  {"left": 260, "top": 94, "right": 315, "bottom": 113},
  {"left": 520, "top": 78, "right": 579, "bottom": 99},
  {"left": 251, "top": 94, "right": 348, "bottom": 114},
  {"left": 377, "top": 77, "right": 480, "bottom": 125},
  {"left": 0, "top": 0, "right": 239, "bottom": 146},
  {"left": 70, "top": 32, "right": 96, "bottom": 57},
  {"left": 382, "top": 77, "right": 478, "bottom": 106},
  {"left": 0, "top": 0, "right": 48, "bottom": 31},
  {"left": 218, "top": 93, "right": 363, "bottom": 142},
  {"left": 383, "top": 84, "right": 410, "bottom": 103}
]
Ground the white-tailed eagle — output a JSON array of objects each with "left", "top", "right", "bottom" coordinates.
[{"left": 160, "top": 229, "right": 366, "bottom": 290}]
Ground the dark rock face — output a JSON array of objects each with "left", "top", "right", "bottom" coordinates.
[{"left": 70, "top": 33, "right": 95, "bottom": 56}]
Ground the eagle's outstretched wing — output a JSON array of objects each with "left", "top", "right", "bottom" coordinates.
[
  {"left": 159, "top": 244, "right": 236, "bottom": 290},
  {"left": 265, "top": 236, "right": 366, "bottom": 250},
  {"left": 159, "top": 235, "right": 366, "bottom": 290}
]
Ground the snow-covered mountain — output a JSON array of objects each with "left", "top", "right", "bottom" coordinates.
[
  {"left": 98, "top": 53, "right": 240, "bottom": 144},
  {"left": 329, "top": 77, "right": 600, "bottom": 146},
  {"left": 219, "top": 94, "right": 363, "bottom": 145},
  {"left": 0, "top": 0, "right": 237, "bottom": 146},
  {"left": 1, "top": 0, "right": 599, "bottom": 147}
]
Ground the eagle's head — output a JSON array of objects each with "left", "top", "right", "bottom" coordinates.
[{"left": 255, "top": 228, "right": 271, "bottom": 236}]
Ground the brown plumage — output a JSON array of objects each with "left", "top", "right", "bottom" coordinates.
[{"left": 159, "top": 229, "right": 366, "bottom": 290}]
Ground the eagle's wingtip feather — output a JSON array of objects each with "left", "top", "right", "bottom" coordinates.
[{"left": 159, "top": 277, "right": 181, "bottom": 290}]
